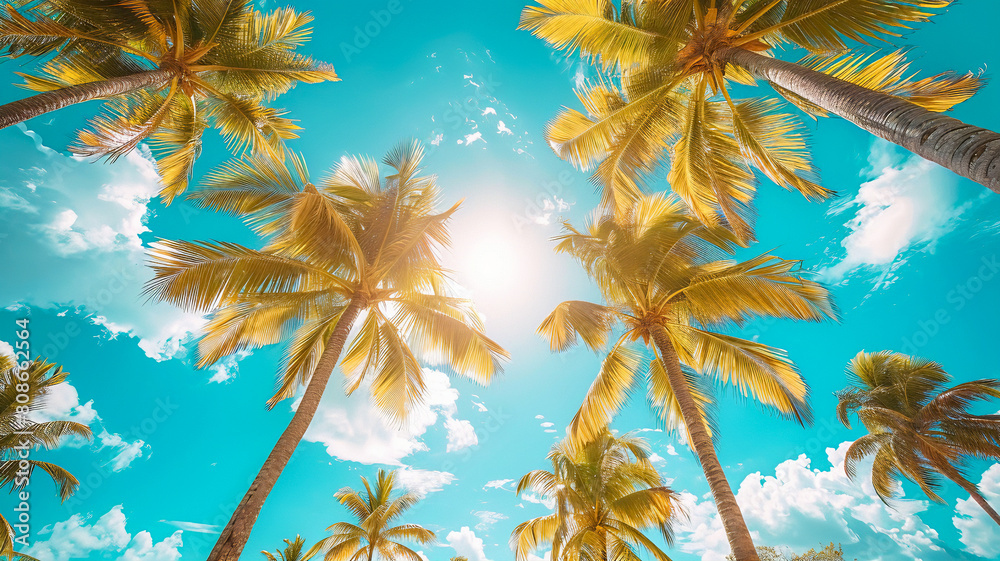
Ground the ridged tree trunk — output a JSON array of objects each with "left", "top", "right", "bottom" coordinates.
[
  {"left": 0, "top": 69, "right": 176, "bottom": 130},
  {"left": 719, "top": 47, "right": 1000, "bottom": 194},
  {"left": 207, "top": 297, "right": 367, "bottom": 561},
  {"left": 650, "top": 325, "right": 760, "bottom": 561}
]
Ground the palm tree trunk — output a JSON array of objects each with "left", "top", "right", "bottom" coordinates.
[
  {"left": 206, "top": 297, "right": 367, "bottom": 561},
  {"left": 718, "top": 47, "right": 1000, "bottom": 194},
  {"left": 649, "top": 325, "right": 760, "bottom": 561},
  {"left": 0, "top": 69, "right": 176, "bottom": 130}
]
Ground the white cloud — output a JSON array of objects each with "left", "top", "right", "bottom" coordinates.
[
  {"left": 464, "top": 132, "right": 485, "bottom": 146},
  {"left": 472, "top": 510, "right": 507, "bottom": 532},
  {"left": 471, "top": 400, "right": 488, "bottom": 412},
  {"left": 572, "top": 62, "right": 587, "bottom": 88},
  {"left": 30, "top": 379, "right": 99, "bottom": 428},
  {"left": 98, "top": 430, "right": 146, "bottom": 471},
  {"left": 521, "top": 493, "right": 555, "bottom": 510},
  {"left": 821, "top": 140, "right": 970, "bottom": 287},
  {"left": 481, "top": 107, "right": 497, "bottom": 116},
  {"left": 26, "top": 506, "right": 131, "bottom": 561},
  {"left": 446, "top": 527, "right": 492, "bottom": 561},
  {"left": 431, "top": 133, "right": 444, "bottom": 146},
  {"left": 0, "top": 125, "right": 206, "bottom": 363},
  {"left": 527, "top": 551, "right": 552, "bottom": 561},
  {"left": 482, "top": 478, "right": 514, "bottom": 491},
  {"left": 540, "top": 422, "right": 554, "bottom": 428},
  {"left": 497, "top": 121, "right": 513, "bottom": 135},
  {"left": 445, "top": 417, "right": 479, "bottom": 452},
  {"left": 675, "top": 441, "right": 949, "bottom": 561},
  {"left": 118, "top": 531, "right": 183, "bottom": 561},
  {"left": 158, "top": 521, "right": 219, "bottom": 534},
  {"left": 395, "top": 467, "right": 456, "bottom": 498},
  {"left": 206, "top": 349, "right": 252, "bottom": 384},
  {"left": 301, "top": 368, "right": 474, "bottom": 465},
  {"left": 534, "top": 415, "right": 544, "bottom": 419},
  {"left": 648, "top": 453, "right": 666, "bottom": 465},
  {"left": 665, "top": 444, "right": 679, "bottom": 456},
  {"left": 0, "top": 186, "right": 36, "bottom": 213},
  {"left": 10, "top": 358, "right": 148, "bottom": 467},
  {"left": 530, "top": 197, "right": 573, "bottom": 226},
  {"left": 953, "top": 464, "right": 1000, "bottom": 558},
  {"left": 25, "top": 505, "right": 183, "bottom": 561}
]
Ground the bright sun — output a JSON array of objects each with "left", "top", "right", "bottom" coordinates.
[{"left": 455, "top": 234, "right": 520, "bottom": 296}]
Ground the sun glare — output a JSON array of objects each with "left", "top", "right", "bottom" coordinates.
[{"left": 454, "top": 234, "right": 520, "bottom": 296}]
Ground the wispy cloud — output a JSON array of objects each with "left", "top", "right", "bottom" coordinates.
[
  {"left": 396, "top": 467, "right": 456, "bottom": 498},
  {"left": 820, "top": 140, "right": 973, "bottom": 292},
  {"left": 482, "top": 478, "right": 514, "bottom": 492},
  {"left": 472, "top": 510, "right": 508, "bottom": 532},
  {"left": 159, "top": 520, "right": 220, "bottom": 534}
]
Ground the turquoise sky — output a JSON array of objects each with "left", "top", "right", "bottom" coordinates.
[{"left": 2, "top": 2, "right": 1000, "bottom": 560}]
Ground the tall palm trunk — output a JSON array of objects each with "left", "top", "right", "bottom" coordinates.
[
  {"left": 207, "top": 297, "right": 367, "bottom": 561},
  {"left": 0, "top": 68, "right": 176, "bottom": 130},
  {"left": 719, "top": 47, "right": 1000, "bottom": 194},
  {"left": 649, "top": 325, "right": 760, "bottom": 561}
]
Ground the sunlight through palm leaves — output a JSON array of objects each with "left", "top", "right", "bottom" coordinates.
[{"left": 145, "top": 140, "right": 509, "bottom": 561}]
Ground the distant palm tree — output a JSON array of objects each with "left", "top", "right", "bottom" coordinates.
[
  {"left": 263, "top": 535, "right": 315, "bottom": 561},
  {"left": 726, "top": 543, "right": 843, "bottom": 561},
  {"left": 450, "top": 557, "right": 470, "bottom": 561},
  {"left": 0, "top": 0, "right": 338, "bottom": 202},
  {"left": 837, "top": 351, "right": 1000, "bottom": 528},
  {"left": 511, "top": 430, "right": 681, "bottom": 561},
  {"left": 539, "top": 193, "right": 836, "bottom": 560},
  {"left": 521, "top": 0, "right": 992, "bottom": 240},
  {"left": 309, "top": 469, "right": 435, "bottom": 561},
  {"left": 146, "top": 140, "right": 508, "bottom": 561},
  {"left": 0, "top": 355, "right": 92, "bottom": 557}
]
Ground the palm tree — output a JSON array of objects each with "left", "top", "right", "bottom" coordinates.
[
  {"left": 308, "top": 469, "right": 436, "bottom": 561},
  {"left": 0, "top": 0, "right": 338, "bottom": 203},
  {"left": 0, "top": 355, "right": 92, "bottom": 557},
  {"left": 520, "top": 0, "right": 993, "bottom": 241},
  {"left": 538, "top": 193, "right": 835, "bottom": 560},
  {"left": 511, "top": 429, "right": 681, "bottom": 561},
  {"left": 836, "top": 351, "right": 1000, "bottom": 528},
  {"left": 145, "top": 140, "right": 509, "bottom": 561},
  {"left": 263, "top": 535, "right": 315, "bottom": 561}
]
